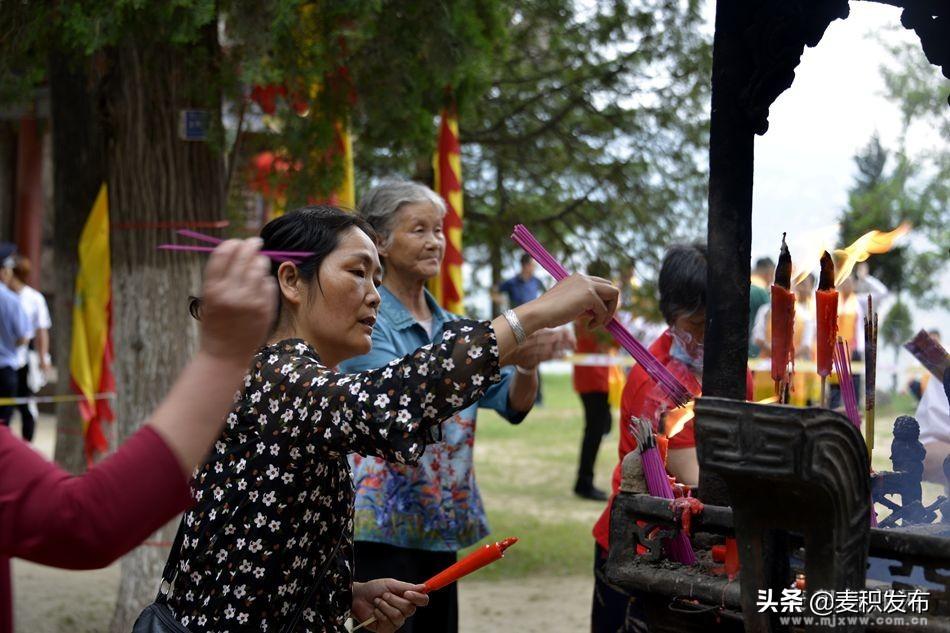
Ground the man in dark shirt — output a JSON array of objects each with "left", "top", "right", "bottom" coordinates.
[
  {"left": 497, "top": 254, "right": 545, "bottom": 308},
  {"left": 748, "top": 256, "right": 774, "bottom": 357}
]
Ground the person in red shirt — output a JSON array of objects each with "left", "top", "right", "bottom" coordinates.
[
  {"left": 591, "top": 243, "right": 707, "bottom": 633},
  {"left": 589, "top": 243, "right": 755, "bottom": 632},
  {"left": 0, "top": 238, "right": 277, "bottom": 633},
  {"left": 573, "top": 259, "right": 615, "bottom": 501}
]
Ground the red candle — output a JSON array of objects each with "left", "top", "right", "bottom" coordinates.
[
  {"left": 424, "top": 537, "right": 518, "bottom": 592},
  {"left": 770, "top": 234, "right": 795, "bottom": 393},
  {"left": 815, "top": 251, "right": 838, "bottom": 378},
  {"left": 352, "top": 537, "right": 519, "bottom": 631},
  {"left": 656, "top": 434, "right": 670, "bottom": 465}
]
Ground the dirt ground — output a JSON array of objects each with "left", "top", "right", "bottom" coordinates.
[
  {"left": 11, "top": 415, "right": 594, "bottom": 632},
  {"left": 13, "top": 559, "right": 592, "bottom": 632}
]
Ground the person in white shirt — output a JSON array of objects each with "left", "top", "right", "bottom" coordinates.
[
  {"left": 919, "top": 370, "right": 950, "bottom": 491},
  {"left": 3, "top": 257, "right": 51, "bottom": 442}
]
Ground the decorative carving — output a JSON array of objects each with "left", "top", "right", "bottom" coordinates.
[
  {"left": 735, "top": 0, "right": 849, "bottom": 134},
  {"left": 898, "top": 1, "right": 950, "bottom": 103},
  {"left": 871, "top": 415, "right": 945, "bottom": 526},
  {"left": 695, "top": 397, "right": 870, "bottom": 633}
]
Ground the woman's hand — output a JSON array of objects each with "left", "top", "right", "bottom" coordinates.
[
  {"left": 352, "top": 579, "right": 429, "bottom": 632},
  {"left": 492, "top": 274, "right": 617, "bottom": 361},
  {"left": 199, "top": 238, "right": 276, "bottom": 364},
  {"left": 500, "top": 327, "right": 574, "bottom": 368},
  {"left": 520, "top": 274, "right": 619, "bottom": 332},
  {"left": 147, "top": 238, "right": 277, "bottom": 475}
]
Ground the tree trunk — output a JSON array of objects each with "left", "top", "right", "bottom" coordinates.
[
  {"left": 489, "top": 238, "right": 503, "bottom": 317},
  {"left": 106, "top": 29, "right": 225, "bottom": 632},
  {"left": 49, "top": 49, "right": 107, "bottom": 474},
  {"left": 491, "top": 157, "right": 507, "bottom": 317}
]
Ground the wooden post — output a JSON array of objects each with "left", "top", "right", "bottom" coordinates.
[
  {"left": 699, "top": 0, "right": 755, "bottom": 507},
  {"left": 14, "top": 116, "right": 44, "bottom": 287}
]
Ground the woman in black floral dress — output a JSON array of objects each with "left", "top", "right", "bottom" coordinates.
[{"left": 166, "top": 206, "right": 618, "bottom": 632}]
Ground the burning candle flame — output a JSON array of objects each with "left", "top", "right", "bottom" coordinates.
[
  {"left": 665, "top": 395, "right": 780, "bottom": 439},
  {"left": 787, "top": 222, "right": 910, "bottom": 288},
  {"left": 665, "top": 401, "right": 695, "bottom": 439},
  {"left": 833, "top": 222, "right": 911, "bottom": 286}
]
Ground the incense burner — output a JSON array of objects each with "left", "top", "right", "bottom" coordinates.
[{"left": 607, "top": 399, "right": 950, "bottom": 632}]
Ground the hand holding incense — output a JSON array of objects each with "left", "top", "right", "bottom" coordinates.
[
  {"left": 511, "top": 225, "right": 691, "bottom": 406},
  {"left": 815, "top": 251, "right": 839, "bottom": 407},
  {"left": 351, "top": 538, "right": 518, "bottom": 632},
  {"left": 770, "top": 234, "right": 796, "bottom": 401}
]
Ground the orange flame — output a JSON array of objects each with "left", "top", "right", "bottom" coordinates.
[
  {"left": 833, "top": 223, "right": 911, "bottom": 286},
  {"left": 665, "top": 401, "right": 695, "bottom": 439},
  {"left": 666, "top": 395, "right": 780, "bottom": 439},
  {"left": 784, "top": 223, "right": 911, "bottom": 288}
]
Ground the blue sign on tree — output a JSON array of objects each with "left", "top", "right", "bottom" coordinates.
[{"left": 179, "top": 110, "right": 210, "bottom": 141}]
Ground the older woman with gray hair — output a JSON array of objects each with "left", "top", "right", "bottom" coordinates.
[{"left": 339, "top": 180, "right": 567, "bottom": 632}]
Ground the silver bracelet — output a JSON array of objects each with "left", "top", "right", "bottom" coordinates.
[
  {"left": 514, "top": 365, "right": 536, "bottom": 376},
  {"left": 503, "top": 309, "right": 527, "bottom": 345}
]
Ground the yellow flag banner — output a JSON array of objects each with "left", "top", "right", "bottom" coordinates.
[
  {"left": 69, "top": 184, "right": 115, "bottom": 462},
  {"left": 332, "top": 121, "right": 356, "bottom": 211},
  {"left": 429, "top": 106, "right": 464, "bottom": 314}
]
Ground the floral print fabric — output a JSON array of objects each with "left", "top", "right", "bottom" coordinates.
[
  {"left": 166, "top": 320, "right": 501, "bottom": 632},
  {"left": 341, "top": 287, "right": 524, "bottom": 552}
]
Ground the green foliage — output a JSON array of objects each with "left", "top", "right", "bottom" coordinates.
[
  {"left": 224, "top": 0, "right": 506, "bottom": 202},
  {"left": 881, "top": 300, "right": 913, "bottom": 350},
  {"left": 4, "top": 0, "right": 708, "bottom": 282},
  {"left": 461, "top": 372, "right": 615, "bottom": 580},
  {"left": 838, "top": 39, "right": 950, "bottom": 309},
  {"left": 1, "top": 0, "right": 504, "bottom": 199},
  {"left": 358, "top": 0, "right": 712, "bottom": 288},
  {"left": 839, "top": 135, "right": 913, "bottom": 293}
]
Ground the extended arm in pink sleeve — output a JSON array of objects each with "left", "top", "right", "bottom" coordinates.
[{"left": 0, "top": 425, "right": 192, "bottom": 570}]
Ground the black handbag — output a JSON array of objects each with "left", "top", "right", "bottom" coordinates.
[
  {"left": 131, "top": 519, "right": 192, "bottom": 633},
  {"left": 132, "top": 518, "right": 344, "bottom": 633}
]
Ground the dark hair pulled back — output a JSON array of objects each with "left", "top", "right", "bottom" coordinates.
[{"left": 189, "top": 205, "right": 377, "bottom": 323}]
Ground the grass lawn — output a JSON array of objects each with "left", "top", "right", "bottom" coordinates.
[
  {"left": 461, "top": 375, "right": 937, "bottom": 582},
  {"left": 462, "top": 373, "right": 614, "bottom": 581}
]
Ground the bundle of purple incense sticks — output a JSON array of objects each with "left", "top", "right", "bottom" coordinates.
[
  {"left": 158, "top": 229, "right": 311, "bottom": 263},
  {"left": 630, "top": 418, "right": 696, "bottom": 564},
  {"left": 832, "top": 337, "right": 861, "bottom": 429},
  {"left": 511, "top": 224, "right": 691, "bottom": 406}
]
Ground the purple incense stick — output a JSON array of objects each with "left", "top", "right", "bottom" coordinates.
[
  {"left": 833, "top": 338, "right": 861, "bottom": 429},
  {"left": 177, "top": 229, "right": 223, "bottom": 244},
  {"left": 511, "top": 224, "right": 691, "bottom": 406},
  {"left": 631, "top": 418, "right": 696, "bottom": 564},
  {"left": 157, "top": 244, "right": 309, "bottom": 262}
]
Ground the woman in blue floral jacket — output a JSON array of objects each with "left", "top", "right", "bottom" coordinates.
[{"left": 341, "top": 182, "right": 571, "bottom": 632}]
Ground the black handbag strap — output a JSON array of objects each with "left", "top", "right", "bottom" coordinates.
[
  {"left": 155, "top": 516, "right": 345, "bottom": 633},
  {"left": 155, "top": 517, "right": 187, "bottom": 604},
  {"left": 282, "top": 528, "right": 346, "bottom": 633}
]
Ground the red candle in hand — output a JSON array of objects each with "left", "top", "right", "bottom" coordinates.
[
  {"left": 770, "top": 234, "right": 795, "bottom": 389},
  {"left": 815, "top": 251, "right": 838, "bottom": 378},
  {"left": 423, "top": 537, "right": 518, "bottom": 592}
]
